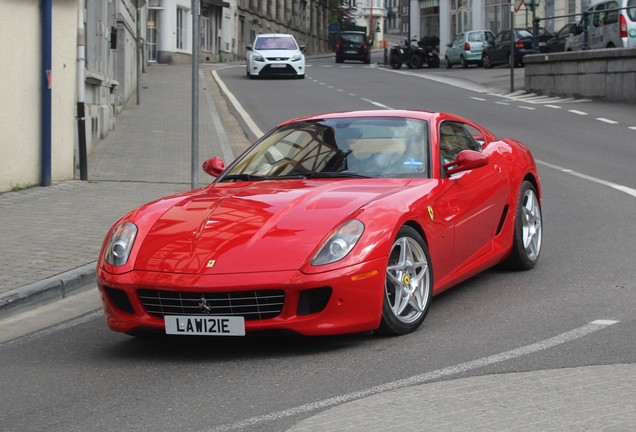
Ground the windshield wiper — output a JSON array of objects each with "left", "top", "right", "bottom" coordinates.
[
  {"left": 220, "top": 174, "right": 266, "bottom": 182},
  {"left": 303, "top": 172, "right": 371, "bottom": 179}
]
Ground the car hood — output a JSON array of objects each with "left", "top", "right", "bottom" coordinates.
[{"left": 133, "top": 179, "right": 411, "bottom": 274}]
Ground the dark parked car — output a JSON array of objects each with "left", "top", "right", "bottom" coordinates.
[
  {"left": 524, "top": 26, "right": 555, "bottom": 51},
  {"left": 335, "top": 31, "right": 371, "bottom": 64},
  {"left": 482, "top": 29, "right": 537, "bottom": 68},
  {"left": 545, "top": 23, "right": 578, "bottom": 53}
]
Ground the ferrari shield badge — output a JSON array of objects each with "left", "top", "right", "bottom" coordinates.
[
  {"left": 206, "top": 259, "right": 216, "bottom": 268},
  {"left": 427, "top": 206, "right": 434, "bottom": 221}
]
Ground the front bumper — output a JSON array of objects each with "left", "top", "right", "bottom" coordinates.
[
  {"left": 251, "top": 59, "right": 304, "bottom": 77},
  {"left": 97, "top": 258, "right": 386, "bottom": 336}
]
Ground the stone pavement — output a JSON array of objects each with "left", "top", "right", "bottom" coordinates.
[
  {"left": 1, "top": 58, "right": 633, "bottom": 432},
  {"left": 0, "top": 63, "right": 250, "bottom": 317}
]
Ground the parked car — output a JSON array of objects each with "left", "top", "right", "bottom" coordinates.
[
  {"left": 482, "top": 29, "right": 537, "bottom": 68},
  {"left": 545, "top": 22, "right": 579, "bottom": 52},
  {"left": 524, "top": 26, "right": 556, "bottom": 51},
  {"left": 565, "top": 0, "right": 636, "bottom": 51},
  {"left": 335, "top": 31, "right": 371, "bottom": 64},
  {"left": 445, "top": 30, "right": 495, "bottom": 68},
  {"left": 97, "top": 110, "right": 543, "bottom": 338},
  {"left": 246, "top": 33, "right": 305, "bottom": 79}
]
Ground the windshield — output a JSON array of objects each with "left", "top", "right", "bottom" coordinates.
[
  {"left": 254, "top": 36, "right": 298, "bottom": 50},
  {"left": 219, "top": 117, "right": 429, "bottom": 181}
]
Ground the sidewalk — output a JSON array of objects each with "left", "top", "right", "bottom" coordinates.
[
  {"left": 0, "top": 63, "right": 249, "bottom": 317},
  {"left": 1, "top": 60, "right": 633, "bottom": 432}
]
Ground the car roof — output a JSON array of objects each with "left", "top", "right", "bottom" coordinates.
[
  {"left": 256, "top": 33, "right": 295, "bottom": 38},
  {"left": 279, "top": 110, "right": 440, "bottom": 125}
]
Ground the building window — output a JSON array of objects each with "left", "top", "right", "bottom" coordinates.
[
  {"left": 177, "top": 7, "right": 187, "bottom": 50},
  {"left": 201, "top": 16, "right": 210, "bottom": 51}
]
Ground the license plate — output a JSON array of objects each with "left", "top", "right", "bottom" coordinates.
[
  {"left": 164, "top": 315, "right": 245, "bottom": 336},
  {"left": 345, "top": 50, "right": 357, "bottom": 54},
  {"left": 270, "top": 63, "right": 286, "bottom": 68}
]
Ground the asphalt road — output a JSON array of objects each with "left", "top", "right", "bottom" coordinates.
[{"left": 1, "top": 53, "right": 635, "bottom": 432}]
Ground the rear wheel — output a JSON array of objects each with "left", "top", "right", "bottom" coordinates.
[
  {"left": 504, "top": 181, "right": 543, "bottom": 270},
  {"left": 378, "top": 226, "right": 433, "bottom": 336},
  {"left": 427, "top": 53, "right": 440, "bottom": 68},
  {"left": 336, "top": 56, "right": 343, "bottom": 63},
  {"left": 445, "top": 56, "right": 452, "bottom": 68},
  {"left": 409, "top": 53, "right": 424, "bottom": 69},
  {"left": 461, "top": 55, "right": 468, "bottom": 68}
]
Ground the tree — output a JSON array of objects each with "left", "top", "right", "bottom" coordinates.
[{"left": 329, "top": 0, "right": 356, "bottom": 30}]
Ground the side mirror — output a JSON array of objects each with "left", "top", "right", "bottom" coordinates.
[
  {"left": 573, "top": 25, "right": 582, "bottom": 35},
  {"left": 299, "top": 45, "right": 306, "bottom": 52},
  {"left": 442, "top": 150, "right": 488, "bottom": 176},
  {"left": 246, "top": 45, "right": 252, "bottom": 51},
  {"left": 202, "top": 157, "right": 225, "bottom": 177},
  {"left": 446, "top": 42, "right": 452, "bottom": 48}
]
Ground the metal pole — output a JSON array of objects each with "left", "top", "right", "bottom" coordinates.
[
  {"left": 191, "top": 0, "right": 200, "bottom": 190},
  {"left": 41, "top": 0, "right": 52, "bottom": 187},
  {"left": 136, "top": 0, "right": 141, "bottom": 105},
  {"left": 77, "top": 1, "right": 88, "bottom": 180},
  {"left": 510, "top": 3, "right": 515, "bottom": 93}
]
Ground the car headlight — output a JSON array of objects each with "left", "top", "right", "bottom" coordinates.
[
  {"left": 253, "top": 53, "right": 265, "bottom": 62},
  {"left": 291, "top": 53, "right": 302, "bottom": 62},
  {"left": 312, "top": 220, "right": 364, "bottom": 266},
  {"left": 104, "top": 222, "right": 138, "bottom": 266}
]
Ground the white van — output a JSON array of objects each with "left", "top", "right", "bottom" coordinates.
[{"left": 565, "top": 0, "right": 636, "bottom": 50}]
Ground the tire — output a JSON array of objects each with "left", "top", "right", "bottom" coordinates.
[
  {"left": 378, "top": 226, "right": 433, "bottom": 336},
  {"left": 297, "top": 74, "right": 305, "bottom": 79},
  {"left": 482, "top": 53, "right": 493, "bottom": 69},
  {"left": 445, "top": 56, "right": 452, "bottom": 69},
  {"left": 364, "top": 55, "right": 371, "bottom": 64},
  {"left": 409, "top": 53, "right": 424, "bottom": 69},
  {"left": 427, "top": 54, "right": 440, "bottom": 68},
  {"left": 336, "top": 56, "right": 343, "bottom": 63},
  {"left": 461, "top": 55, "right": 468, "bottom": 68},
  {"left": 389, "top": 53, "right": 402, "bottom": 70},
  {"left": 503, "top": 181, "right": 543, "bottom": 270}
]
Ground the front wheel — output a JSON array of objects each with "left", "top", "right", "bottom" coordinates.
[
  {"left": 445, "top": 56, "right": 452, "bottom": 69},
  {"left": 482, "top": 53, "right": 493, "bottom": 69},
  {"left": 378, "top": 226, "right": 433, "bottom": 336},
  {"left": 504, "top": 181, "right": 543, "bottom": 270},
  {"left": 389, "top": 53, "right": 402, "bottom": 69}
]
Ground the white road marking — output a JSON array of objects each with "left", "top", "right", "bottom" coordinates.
[
  {"left": 546, "top": 105, "right": 562, "bottom": 109},
  {"left": 495, "top": 101, "right": 510, "bottom": 105},
  {"left": 597, "top": 118, "right": 618, "bottom": 124},
  {"left": 569, "top": 109, "right": 588, "bottom": 116},
  {"left": 630, "top": 127, "right": 636, "bottom": 131},
  {"left": 360, "top": 98, "right": 393, "bottom": 109},
  {"left": 212, "top": 68, "right": 264, "bottom": 138},
  {"left": 204, "top": 320, "right": 619, "bottom": 432},
  {"left": 519, "top": 106, "right": 536, "bottom": 110},
  {"left": 470, "top": 97, "right": 487, "bottom": 101},
  {"left": 538, "top": 160, "right": 636, "bottom": 198}
]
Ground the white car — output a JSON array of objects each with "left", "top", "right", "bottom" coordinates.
[{"left": 246, "top": 33, "right": 305, "bottom": 79}]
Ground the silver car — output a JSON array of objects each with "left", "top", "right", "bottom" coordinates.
[{"left": 445, "top": 30, "right": 495, "bottom": 68}]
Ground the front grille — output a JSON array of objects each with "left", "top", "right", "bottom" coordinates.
[
  {"left": 265, "top": 56, "right": 290, "bottom": 61},
  {"left": 138, "top": 289, "right": 285, "bottom": 321},
  {"left": 261, "top": 64, "right": 295, "bottom": 76}
]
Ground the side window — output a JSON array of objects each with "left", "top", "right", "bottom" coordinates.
[
  {"left": 604, "top": 2, "right": 619, "bottom": 24},
  {"left": 593, "top": 4, "right": 606, "bottom": 27},
  {"left": 439, "top": 121, "right": 481, "bottom": 166}
]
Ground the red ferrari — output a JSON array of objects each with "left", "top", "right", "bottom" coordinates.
[{"left": 97, "top": 110, "right": 542, "bottom": 337}]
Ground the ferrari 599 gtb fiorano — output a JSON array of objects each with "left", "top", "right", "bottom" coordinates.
[{"left": 97, "top": 110, "right": 543, "bottom": 337}]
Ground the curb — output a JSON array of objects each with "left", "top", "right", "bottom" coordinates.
[{"left": 0, "top": 263, "right": 96, "bottom": 320}]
